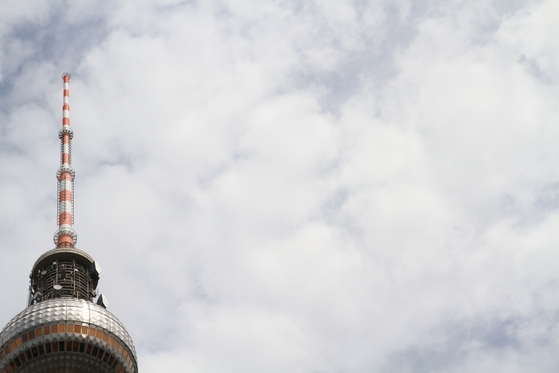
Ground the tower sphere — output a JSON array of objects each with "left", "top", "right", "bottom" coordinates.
[{"left": 0, "top": 299, "right": 137, "bottom": 373}]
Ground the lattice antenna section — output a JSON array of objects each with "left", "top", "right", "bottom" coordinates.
[{"left": 53, "top": 73, "right": 77, "bottom": 247}]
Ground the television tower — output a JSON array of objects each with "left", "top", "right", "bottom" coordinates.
[{"left": 0, "top": 74, "right": 138, "bottom": 373}]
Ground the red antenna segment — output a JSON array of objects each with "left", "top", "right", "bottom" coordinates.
[{"left": 54, "top": 73, "right": 77, "bottom": 247}]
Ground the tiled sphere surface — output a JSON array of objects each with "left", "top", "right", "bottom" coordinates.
[
  {"left": 0, "top": 298, "right": 137, "bottom": 373},
  {"left": 0, "top": 299, "right": 136, "bottom": 355}
]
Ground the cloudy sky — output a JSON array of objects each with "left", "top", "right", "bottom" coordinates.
[{"left": 1, "top": 0, "right": 559, "bottom": 371}]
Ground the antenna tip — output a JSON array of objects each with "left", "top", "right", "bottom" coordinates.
[{"left": 62, "top": 72, "right": 71, "bottom": 80}]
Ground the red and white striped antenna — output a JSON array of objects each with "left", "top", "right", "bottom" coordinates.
[{"left": 53, "top": 73, "right": 77, "bottom": 247}]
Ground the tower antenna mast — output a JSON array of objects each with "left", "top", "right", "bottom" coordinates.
[{"left": 54, "top": 72, "right": 77, "bottom": 247}]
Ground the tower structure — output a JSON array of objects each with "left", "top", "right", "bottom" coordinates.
[{"left": 0, "top": 74, "right": 138, "bottom": 373}]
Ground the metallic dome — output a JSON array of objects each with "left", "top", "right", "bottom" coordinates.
[{"left": 0, "top": 299, "right": 137, "bottom": 373}]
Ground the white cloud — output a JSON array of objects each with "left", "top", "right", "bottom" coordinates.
[{"left": 1, "top": 0, "right": 559, "bottom": 372}]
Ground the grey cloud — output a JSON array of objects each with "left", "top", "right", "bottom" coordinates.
[{"left": 381, "top": 311, "right": 559, "bottom": 373}]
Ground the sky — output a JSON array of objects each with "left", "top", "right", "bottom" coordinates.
[{"left": 0, "top": 0, "right": 559, "bottom": 372}]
